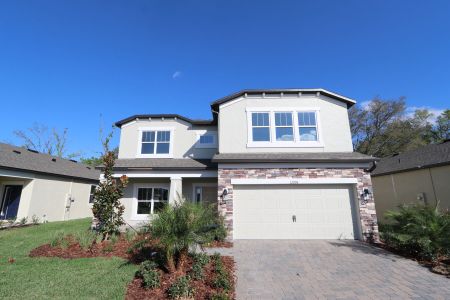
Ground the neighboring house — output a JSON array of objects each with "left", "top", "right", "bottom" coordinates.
[
  {"left": 113, "top": 89, "right": 378, "bottom": 240},
  {"left": 372, "top": 140, "right": 450, "bottom": 221},
  {"left": 0, "top": 143, "right": 100, "bottom": 222}
]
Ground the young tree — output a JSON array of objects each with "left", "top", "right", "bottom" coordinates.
[{"left": 92, "top": 131, "right": 127, "bottom": 240}]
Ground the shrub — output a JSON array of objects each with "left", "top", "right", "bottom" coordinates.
[
  {"left": 205, "top": 214, "right": 228, "bottom": 243},
  {"left": 210, "top": 291, "right": 230, "bottom": 300},
  {"left": 110, "top": 233, "right": 119, "bottom": 244},
  {"left": 212, "top": 273, "right": 231, "bottom": 291},
  {"left": 7, "top": 218, "right": 16, "bottom": 225},
  {"left": 190, "top": 252, "right": 211, "bottom": 280},
  {"left": 136, "top": 260, "right": 160, "bottom": 289},
  {"left": 192, "top": 252, "right": 210, "bottom": 266},
  {"left": 75, "top": 230, "right": 99, "bottom": 250},
  {"left": 380, "top": 204, "right": 450, "bottom": 261},
  {"left": 167, "top": 276, "right": 194, "bottom": 299},
  {"left": 150, "top": 199, "right": 219, "bottom": 272},
  {"left": 31, "top": 215, "right": 40, "bottom": 224},
  {"left": 125, "top": 228, "right": 137, "bottom": 242},
  {"left": 19, "top": 217, "right": 28, "bottom": 225}
]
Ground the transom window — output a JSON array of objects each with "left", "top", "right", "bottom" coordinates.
[
  {"left": 248, "top": 109, "right": 320, "bottom": 145},
  {"left": 141, "top": 130, "right": 171, "bottom": 154},
  {"left": 251, "top": 112, "right": 270, "bottom": 141},
  {"left": 196, "top": 132, "right": 218, "bottom": 148},
  {"left": 137, "top": 187, "right": 168, "bottom": 214}
]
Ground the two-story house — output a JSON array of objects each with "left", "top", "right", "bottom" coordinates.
[{"left": 113, "top": 89, "right": 379, "bottom": 240}]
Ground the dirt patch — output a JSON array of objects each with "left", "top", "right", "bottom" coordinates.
[{"left": 126, "top": 256, "right": 235, "bottom": 300}]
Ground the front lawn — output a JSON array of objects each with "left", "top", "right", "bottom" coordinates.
[{"left": 0, "top": 218, "right": 137, "bottom": 299}]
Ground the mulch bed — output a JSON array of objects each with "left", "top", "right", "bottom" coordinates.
[
  {"left": 126, "top": 256, "right": 235, "bottom": 300},
  {"left": 203, "top": 240, "right": 233, "bottom": 248},
  {"left": 29, "top": 235, "right": 156, "bottom": 262},
  {"left": 373, "top": 241, "right": 450, "bottom": 278}
]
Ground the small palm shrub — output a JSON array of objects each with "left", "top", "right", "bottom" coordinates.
[
  {"left": 167, "top": 276, "right": 194, "bottom": 299},
  {"left": 149, "top": 199, "right": 219, "bottom": 272},
  {"left": 380, "top": 204, "right": 450, "bottom": 261},
  {"left": 136, "top": 260, "right": 160, "bottom": 289}
]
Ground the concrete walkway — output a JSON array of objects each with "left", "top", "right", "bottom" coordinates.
[{"left": 210, "top": 240, "right": 450, "bottom": 300}]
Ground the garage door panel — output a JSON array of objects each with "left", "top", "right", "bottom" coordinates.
[{"left": 234, "top": 185, "right": 358, "bottom": 240}]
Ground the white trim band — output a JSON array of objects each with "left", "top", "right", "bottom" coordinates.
[{"left": 230, "top": 178, "right": 358, "bottom": 185}]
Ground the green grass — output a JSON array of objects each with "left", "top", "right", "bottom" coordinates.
[{"left": 0, "top": 218, "right": 137, "bottom": 299}]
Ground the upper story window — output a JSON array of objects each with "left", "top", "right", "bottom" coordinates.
[
  {"left": 298, "top": 112, "right": 317, "bottom": 141},
  {"left": 251, "top": 112, "right": 270, "bottom": 141},
  {"left": 275, "top": 112, "right": 294, "bottom": 141},
  {"left": 196, "top": 131, "right": 218, "bottom": 148},
  {"left": 138, "top": 128, "right": 173, "bottom": 158},
  {"left": 247, "top": 108, "right": 322, "bottom": 147}
]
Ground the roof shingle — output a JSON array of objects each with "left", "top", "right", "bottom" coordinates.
[
  {"left": 212, "top": 152, "right": 377, "bottom": 163},
  {"left": 0, "top": 143, "right": 100, "bottom": 181}
]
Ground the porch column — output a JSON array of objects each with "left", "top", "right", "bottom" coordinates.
[{"left": 169, "top": 176, "right": 183, "bottom": 204}]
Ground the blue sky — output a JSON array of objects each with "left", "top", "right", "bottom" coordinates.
[{"left": 1, "top": 0, "right": 449, "bottom": 158}]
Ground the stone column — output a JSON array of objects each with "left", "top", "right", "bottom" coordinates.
[{"left": 169, "top": 177, "right": 183, "bottom": 204}]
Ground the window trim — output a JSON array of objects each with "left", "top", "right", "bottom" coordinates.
[
  {"left": 246, "top": 107, "right": 323, "bottom": 148},
  {"left": 132, "top": 184, "right": 170, "bottom": 220},
  {"left": 136, "top": 127, "right": 174, "bottom": 158},
  {"left": 89, "top": 185, "right": 97, "bottom": 204},
  {"left": 195, "top": 131, "right": 218, "bottom": 148}
]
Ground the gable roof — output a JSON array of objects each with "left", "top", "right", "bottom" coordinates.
[
  {"left": 0, "top": 143, "right": 100, "bottom": 181},
  {"left": 210, "top": 89, "right": 356, "bottom": 110},
  {"left": 371, "top": 140, "right": 450, "bottom": 177},
  {"left": 115, "top": 114, "right": 215, "bottom": 128}
]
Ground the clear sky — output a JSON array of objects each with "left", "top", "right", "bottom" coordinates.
[{"left": 1, "top": 0, "right": 449, "bottom": 158}]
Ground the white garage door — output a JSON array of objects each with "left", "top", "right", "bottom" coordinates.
[{"left": 233, "top": 184, "right": 358, "bottom": 239}]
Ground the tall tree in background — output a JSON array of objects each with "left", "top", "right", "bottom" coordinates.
[
  {"left": 81, "top": 147, "right": 119, "bottom": 167},
  {"left": 13, "top": 123, "right": 80, "bottom": 159},
  {"left": 350, "top": 98, "right": 448, "bottom": 157}
]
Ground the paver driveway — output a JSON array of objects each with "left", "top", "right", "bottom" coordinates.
[{"left": 228, "top": 240, "right": 450, "bottom": 299}]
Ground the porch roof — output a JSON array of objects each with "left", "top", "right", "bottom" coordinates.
[{"left": 110, "top": 158, "right": 217, "bottom": 170}]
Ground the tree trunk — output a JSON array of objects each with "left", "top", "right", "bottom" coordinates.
[{"left": 176, "top": 248, "right": 189, "bottom": 272}]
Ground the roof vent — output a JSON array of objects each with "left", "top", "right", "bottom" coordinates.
[
  {"left": 27, "top": 148, "right": 39, "bottom": 153},
  {"left": 70, "top": 159, "right": 77, "bottom": 163},
  {"left": 86, "top": 166, "right": 91, "bottom": 170},
  {"left": 392, "top": 153, "right": 400, "bottom": 157},
  {"left": 13, "top": 150, "right": 21, "bottom": 154},
  {"left": 51, "top": 158, "right": 57, "bottom": 162}
]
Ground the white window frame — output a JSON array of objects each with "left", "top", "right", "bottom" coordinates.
[
  {"left": 246, "top": 107, "right": 323, "bottom": 148},
  {"left": 136, "top": 127, "right": 174, "bottom": 158},
  {"left": 250, "top": 112, "right": 271, "bottom": 142},
  {"left": 132, "top": 184, "right": 170, "bottom": 220},
  {"left": 195, "top": 131, "right": 218, "bottom": 148}
]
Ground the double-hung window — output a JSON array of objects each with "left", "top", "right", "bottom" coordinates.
[
  {"left": 141, "top": 130, "right": 171, "bottom": 155},
  {"left": 275, "top": 112, "right": 294, "bottom": 141},
  {"left": 251, "top": 112, "right": 270, "bottom": 141},
  {"left": 248, "top": 109, "right": 320, "bottom": 146},
  {"left": 137, "top": 187, "right": 169, "bottom": 215},
  {"left": 298, "top": 112, "right": 318, "bottom": 141}
]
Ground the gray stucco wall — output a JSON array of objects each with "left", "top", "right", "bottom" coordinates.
[
  {"left": 118, "top": 119, "right": 217, "bottom": 159},
  {"left": 218, "top": 94, "right": 354, "bottom": 153}
]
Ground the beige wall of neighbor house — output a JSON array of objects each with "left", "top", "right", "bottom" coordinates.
[
  {"left": 0, "top": 170, "right": 95, "bottom": 222},
  {"left": 118, "top": 119, "right": 217, "bottom": 159},
  {"left": 373, "top": 165, "right": 450, "bottom": 221},
  {"left": 218, "top": 94, "right": 354, "bottom": 153}
]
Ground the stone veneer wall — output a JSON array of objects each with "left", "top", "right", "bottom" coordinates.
[{"left": 218, "top": 168, "right": 378, "bottom": 242}]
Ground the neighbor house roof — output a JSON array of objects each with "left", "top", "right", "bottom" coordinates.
[
  {"left": 371, "top": 140, "right": 450, "bottom": 177},
  {"left": 0, "top": 143, "right": 100, "bottom": 181},
  {"left": 110, "top": 158, "right": 217, "bottom": 170},
  {"left": 210, "top": 89, "right": 356, "bottom": 109},
  {"left": 115, "top": 114, "right": 215, "bottom": 128},
  {"left": 212, "top": 152, "right": 377, "bottom": 163}
]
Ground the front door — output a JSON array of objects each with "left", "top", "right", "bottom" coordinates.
[
  {"left": 0, "top": 185, "right": 23, "bottom": 220},
  {"left": 193, "top": 185, "right": 217, "bottom": 205}
]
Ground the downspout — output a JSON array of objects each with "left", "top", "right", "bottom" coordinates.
[{"left": 428, "top": 168, "right": 439, "bottom": 209}]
